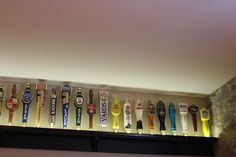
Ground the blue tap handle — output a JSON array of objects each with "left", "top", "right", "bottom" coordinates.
[
  {"left": 169, "top": 103, "right": 177, "bottom": 133},
  {"left": 22, "top": 103, "right": 30, "bottom": 124},
  {"left": 22, "top": 84, "right": 33, "bottom": 125},
  {"left": 62, "top": 103, "right": 69, "bottom": 128},
  {"left": 61, "top": 85, "right": 72, "bottom": 129}
]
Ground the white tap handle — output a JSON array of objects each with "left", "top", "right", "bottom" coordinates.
[
  {"left": 124, "top": 99, "right": 132, "bottom": 133},
  {"left": 99, "top": 91, "right": 109, "bottom": 128},
  {"left": 181, "top": 114, "right": 188, "bottom": 133},
  {"left": 135, "top": 99, "right": 143, "bottom": 133},
  {"left": 135, "top": 100, "right": 143, "bottom": 121},
  {"left": 179, "top": 103, "right": 188, "bottom": 135}
]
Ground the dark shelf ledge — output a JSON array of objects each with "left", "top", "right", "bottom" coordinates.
[{"left": 0, "top": 126, "right": 217, "bottom": 156}]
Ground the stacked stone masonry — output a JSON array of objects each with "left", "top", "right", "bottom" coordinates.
[{"left": 208, "top": 77, "right": 236, "bottom": 156}]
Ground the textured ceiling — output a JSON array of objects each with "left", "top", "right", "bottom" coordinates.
[{"left": 0, "top": 0, "right": 235, "bottom": 94}]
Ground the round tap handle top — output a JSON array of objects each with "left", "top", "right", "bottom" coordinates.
[
  {"left": 188, "top": 104, "right": 199, "bottom": 114},
  {"left": 200, "top": 108, "right": 210, "bottom": 121},
  {"left": 75, "top": 89, "right": 84, "bottom": 108}
]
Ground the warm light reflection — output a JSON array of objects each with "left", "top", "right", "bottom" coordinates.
[
  {"left": 50, "top": 124, "right": 54, "bottom": 129},
  {"left": 161, "top": 131, "right": 166, "bottom": 135}
]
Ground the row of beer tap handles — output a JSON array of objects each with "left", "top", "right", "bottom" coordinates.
[{"left": 0, "top": 83, "right": 211, "bottom": 137}]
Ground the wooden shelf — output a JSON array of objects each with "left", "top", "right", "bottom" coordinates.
[{"left": 0, "top": 126, "right": 217, "bottom": 156}]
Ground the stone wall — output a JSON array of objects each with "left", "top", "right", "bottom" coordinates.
[{"left": 207, "top": 77, "right": 236, "bottom": 156}]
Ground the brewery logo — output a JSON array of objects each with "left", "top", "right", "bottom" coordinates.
[
  {"left": 22, "top": 104, "right": 29, "bottom": 122},
  {"left": 99, "top": 91, "right": 109, "bottom": 127},
  {"left": 188, "top": 104, "right": 199, "bottom": 113},
  {"left": 22, "top": 90, "right": 33, "bottom": 104},
  {"left": 6, "top": 98, "right": 19, "bottom": 111},
  {"left": 157, "top": 101, "right": 166, "bottom": 117},
  {"left": 75, "top": 96, "right": 84, "bottom": 108},
  {"left": 201, "top": 109, "right": 210, "bottom": 119},
  {"left": 147, "top": 103, "right": 155, "bottom": 115},
  {"left": 63, "top": 105, "right": 69, "bottom": 127},
  {"left": 50, "top": 97, "right": 57, "bottom": 115},
  {"left": 88, "top": 104, "right": 96, "bottom": 114}
]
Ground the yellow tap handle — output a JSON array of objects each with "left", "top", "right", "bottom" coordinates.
[
  {"left": 36, "top": 102, "right": 42, "bottom": 127},
  {"left": 111, "top": 95, "right": 121, "bottom": 131},
  {"left": 113, "top": 115, "right": 119, "bottom": 130},
  {"left": 200, "top": 108, "right": 210, "bottom": 137},
  {"left": 202, "top": 121, "right": 210, "bottom": 137}
]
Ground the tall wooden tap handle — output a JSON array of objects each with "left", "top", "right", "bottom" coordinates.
[
  {"left": 12, "top": 84, "right": 17, "bottom": 97},
  {"left": 89, "top": 89, "right": 93, "bottom": 104}
]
